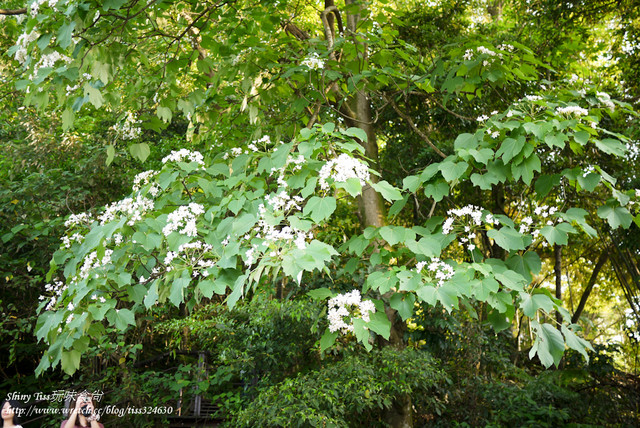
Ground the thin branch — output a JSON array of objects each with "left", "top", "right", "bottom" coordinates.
[
  {"left": 385, "top": 95, "right": 447, "bottom": 159},
  {"left": 0, "top": 8, "right": 26, "bottom": 15}
]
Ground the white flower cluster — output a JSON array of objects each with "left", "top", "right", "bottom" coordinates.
[
  {"left": 29, "top": 0, "right": 58, "bottom": 16},
  {"left": 596, "top": 92, "right": 615, "bottom": 111},
  {"left": 301, "top": 52, "right": 324, "bottom": 70},
  {"left": 417, "top": 258, "right": 455, "bottom": 287},
  {"left": 268, "top": 150, "right": 306, "bottom": 189},
  {"left": 256, "top": 202, "right": 311, "bottom": 250},
  {"left": 556, "top": 105, "right": 589, "bottom": 117},
  {"left": 78, "top": 249, "right": 113, "bottom": 280},
  {"left": 111, "top": 112, "right": 142, "bottom": 140},
  {"left": 14, "top": 30, "right": 40, "bottom": 64},
  {"left": 463, "top": 45, "right": 503, "bottom": 66},
  {"left": 162, "top": 240, "right": 215, "bottom": 276},
  {"left": 222, "top": 147, "right": 248, "bottom": 160},
  {"left": 512, "top": 201, "right": 561, "bottom": 241},
  {"left": 318, "top": 153, "right": 370, "bottom": 191},
  {"left": 265, "top": 191, "right": 304, "bottom": 213},
  {"left": 64, "top": 212, "right": 93, "bottom": 228},
  {"left": 162, "top": 149, "right": 205, "bottom": 167},
  {"left": 61, "top": 232, "right": 84, "bottom": 249},
  {"left": 442, "top": 205, "right": 498, "bottom": 252},
  {"left": 40, "top": 279, "right": 67, "bottom": 311},
  {"left": 132, "top": 170, "right": 160, "bottom": 196},
  {"left": 99, "top": 195, "right": 154, "bottom": 226},
  {"left": 35, "top": 51, "right": 71, "bottom": 72},
  {"left": 524, "top": 95, "right": 543, "bottom": 102},
  {"left": 162, "top": 203, "right": 205, "bottom": 237},
  {"left": 327, "top": 289, "right": 376, "bottom": 334}
]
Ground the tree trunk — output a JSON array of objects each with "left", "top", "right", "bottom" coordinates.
[
  {"left": 571, "top": 251, "right": 608, "bottom": 324},
  {"left": 343, "top": 2, "right": 410, "bottom": 426},
  {"left": 554, "top": 245, "right": 563, "bottom": 325}
]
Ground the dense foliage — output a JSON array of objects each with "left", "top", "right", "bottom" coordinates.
[{"left": 1, "top": 0, "right": 640, "bottom": 427}]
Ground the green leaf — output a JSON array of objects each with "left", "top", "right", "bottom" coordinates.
[
  {"left": 397, "top": 270, "right": 422, "bottom": 292},
  {"left": 521, "top": 293, "right": 555, "bottom": 317},
  {"left": 321, "top": 122, "right": 335, "bottom": 133},
  {"left": 371, "top": 180, "right": 403, "bottom": 201},
  {"left": 454, "top": 133, "right": 476, "bottom": 150},
  {"left": 535, "top": 174, "right": 561, "bottom": 197},
  {"left": 540, "top": 223, "right": 576, "bottom": 246},
  {"left": 473, "top": 277, "right": 499, "bottom": 301},
  {"left": 577, "top": 172, "right": 600, "bottom": 192},
  {"left": 58, "top": 22, "right": 76, "bottom": 49},
  {"left": 353, "top": 318, "right": 372, "bottom": 351},
  {"left": 115, "top": 308, "right": 136, "bottom": 330},
  {"left": 470, "top": 172, "right": 500, "bottom": 190},
  {"left": 487, "top": 227, "right": 526, "bottom": 251},
  {"left": 562, "top": 325, "right": 593, "bottom": 361},
  {"left": 319, "top": 329, "right": 339, "bottom": 352},
  {"left": 307, "top": 288, "right": 333, "bottom": 300},
  {"left": 129, "top": 143, "right": 150, "bottom": 162},
  {"left": 511, "top": 154, "right": 541, "bottom": 185},
  {"left": 157, "top": 106, "right": 172, "bottom": 123},
  {"left": 303, "top": 196, "right": 336, "bottom": 223},
  {"left": 197, "top": 279, "right": 226, "bottom": 299},
  {"left": 169, "top": 276, "right": 190, "bottom": 307},
  {"left": 595, "top": 138, "right": 626, "bottom": 157},
  {"left": 103, "top": 0, "right": 128, "bottom": 10},
  {"left": 496, "top": 136, "right": 526, "bottom": 164},
  {"left": 494, "top": 270, "right": 527, "bottom": 292},
  {"left": 339, "top": 177, "right": 363, "bottom": 197},
  {"left": 84, "top": 84, "right": 104, "bottom": 108},
  {"left": 61, "top": 349, "right": 82, "bottom": 375},
  {"left": 597, "top": 202, "right": 633, "bottom": 229},
  {"left": 144, "top": 281, "right": 159, "bottom": 308},
  {"left": 424, "top": 180, "right": 449, "bottom": 202},
  {"left": 530, "top": 322, "right": 565, "bottom": 368},
  {"left": 365, "top": 271, "right": 397, "bottom": 294},
  {"left": 390, "top": 293, "right": 415, "bottom": 321},
  {"left": 544, "top": 133, "right": 568, "bottom": 149},
  {"left": 366, "top": 311, "right": 391, "bottom": 340},
  {"left": 379, "top": 226, "right": 414, "bottom": 246},
  {"left": 406, "top": 236, "right": 441, "bottom": 258},
  {"left": 573, "top": 130, "right": 590, "bottom": 145},
  {"left": 343, "top": 127, "right": 368, "bottom": 143},
  {"left": 62, "top": 108, "right": 74, "bottom": 131},
  {"left": 439, "top": 161, "right": 468, "bottom": 182},
  {"left": 402, "top": 175, "right": 421, "bottom": 193}
]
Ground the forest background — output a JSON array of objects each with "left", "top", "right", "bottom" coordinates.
[{"left": 1, "top": 0, "right": 640, "bottom": 426}]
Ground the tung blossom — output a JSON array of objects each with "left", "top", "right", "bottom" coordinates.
[
  {"left": 318, "top": 154, "right": 370, "bottom": 191},
  {"left": 327, "top": 290, "right": 376, "bottom": 334}
]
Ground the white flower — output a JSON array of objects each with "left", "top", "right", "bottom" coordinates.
[
  {"left": 162, "top": 149, "right": 205, "bottom": 167},
  {"left": 99, "top": 296, "right": 106, "bottom": 303},
  {"left": 424, "top": 258, "right": 455, "bottom": 286},
  {"left": 301, "top": 52, "right": 324, "bottom": 70},
  {"left": 162, "top": 203, "right": 205, "bottom": 237},
  {"left": 477, "top": 115, "right": 489, "bottom": 122},
  {"left": 556, "top": 105, "right": 589, "bottom": 117},
  {"left": 327, "top": 290, "right": 376, "bottom": 334},
  {"left": 318, "top": 154, "right": 370, "bottom": 191}
]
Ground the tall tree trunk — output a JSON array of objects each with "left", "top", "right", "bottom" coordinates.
[
  {"left": 343, "top": 2, "right": 410, "bottom": 426},
  {"left": 571, "top": 251, "right": 609, "bottom": 324},
  {"left": 554, "top": 245, "right": 563, "bottom": 325}
]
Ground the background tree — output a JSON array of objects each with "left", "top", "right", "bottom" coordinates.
[{"left": 1, "top": 0, "right": 640, "bottom": 427}]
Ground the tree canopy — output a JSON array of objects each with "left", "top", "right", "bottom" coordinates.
[{"left": 2, "top": 0, "right": 640, "bottom": 426}]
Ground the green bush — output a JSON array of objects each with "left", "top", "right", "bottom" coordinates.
[{"left": 231, "top": 347, "right": 447, "bottom": 427}]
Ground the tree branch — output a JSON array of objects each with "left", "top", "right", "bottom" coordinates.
[
  {"left": 0, "top": 8, "right": 26, "bottom": 15},
  {"left": 385, "top": 95, "right": 447, "bottom": 159},
  {"left": 571, "top": 251, "right": 609, "bottom": 324}
]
